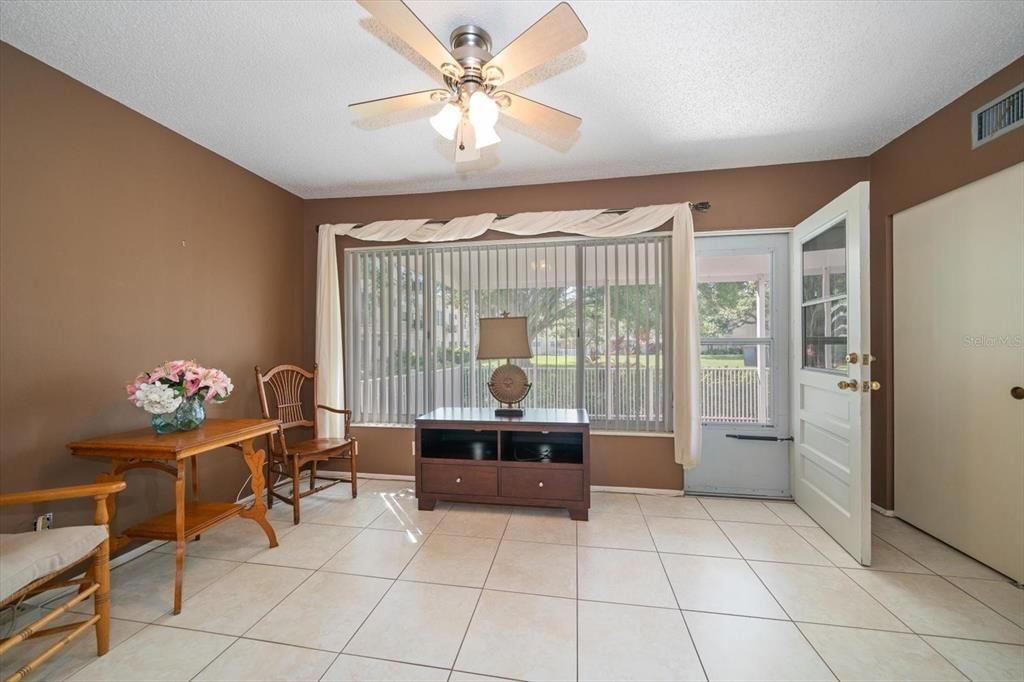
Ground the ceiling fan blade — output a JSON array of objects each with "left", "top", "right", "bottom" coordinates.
[
  {"left": 349, "top": 90, "right": 449, "bottom": 118},
  {"left": 357, "top": 0, "right": 462, "bottom": 78},
  {"left": 498, "top": 92, "right": 581, "bottom": 138},
  {"left": 484, "top": 3, "right": 587, "bottom": 85}
]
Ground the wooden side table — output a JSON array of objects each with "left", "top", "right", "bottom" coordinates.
[{"left": 68, "top": 418, "right": 281, "bottom": 614}]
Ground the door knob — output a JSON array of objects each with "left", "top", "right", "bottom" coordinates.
[
  {"left": 845, "top": 352, "right": 859, "bottom": 364},
  {"left": 538, "top": 481, "right": 544, "bottom": 488},
  {"left": 837, "top": 380, "right": 859, "bottom": 391},
  {"left": 1012, "top": 386, "right": 1024, "bottom": 400},
  {"left": 862, "top": 380, "right": 881, "bottom": 392},
  {"left": 455, "top": 477, "right": 462, "bottom": 484}
]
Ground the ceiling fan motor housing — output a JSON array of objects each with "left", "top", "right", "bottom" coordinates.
[{"left": 449, "top": 25, "right": 496, "bottom": 88}]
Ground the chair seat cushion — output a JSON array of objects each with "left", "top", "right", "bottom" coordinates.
[
  {"left": 0, "top": 525, "right": 107, "bottom": 603},
  {"left": 287, "top": 438, "right": 354, "bottom": 455}
]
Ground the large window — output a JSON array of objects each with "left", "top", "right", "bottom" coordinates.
[{"left": 345, "top": 236, "right": 672, "bottom": 431}]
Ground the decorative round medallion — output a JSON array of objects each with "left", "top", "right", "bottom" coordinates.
[{"left": 488, "top": 363, "right": 530, "bottom": 405}]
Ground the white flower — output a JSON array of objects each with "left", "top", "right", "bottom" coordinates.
[{"left": 134, "top": 382, "right": 182, "bottom": 415}]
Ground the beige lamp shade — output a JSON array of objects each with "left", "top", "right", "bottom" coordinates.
[{"left": 477, "top": 315, "right": 533, "bottom": 360}]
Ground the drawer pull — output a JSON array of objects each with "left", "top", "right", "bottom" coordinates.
[
  {"left": 456, "top": 477, "right": 462, "bottom": 484},
  {"left": 538, "top": 481, "right": 544, "bottom": 488}
]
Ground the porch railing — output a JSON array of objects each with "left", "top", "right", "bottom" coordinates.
[{"left": 352, "top": 364, "right": 770, "bottom": 428}]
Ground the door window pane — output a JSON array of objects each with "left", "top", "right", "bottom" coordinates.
[
  {"left": 802, "top": 221, "right": 847, "bottom": 302},
  {"left": 697, "top": 253, "right": 772, "bottom": 338},
  {"left": 801, "top": 221, "right": 848, "bottom": 372},
  {"left": 801, "top": 301, "right": 848, "bottom": 372},
  {"left": 697, "top": 251, "right": 774, "bottom": 425}
]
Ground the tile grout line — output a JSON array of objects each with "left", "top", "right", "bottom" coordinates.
[
  {"left": 180, "top": 558, "right": 329, "bottom": 680},
  {"left": 935, "top": 572, "right": 1024, "bottom": 633},
  {"left": 872, "top": 512, "right": 1015, "bottom": 581},
  {"left": 697, "top": 496, "right": 842, "bottom": 681},
  {"left": 446, "top": 508, "right": 513, "bottom": 678},
  {"left": 180, "top": 488, "right": 424, "bottom": 681},
  {"left": 83, "top": 496, "right": 1024, "bottom": 680},
  {"left": 316, "top": 572, "right": 401, "bottom": 681},
  {"left": 871, "top": 532, "right": 935, "bottom": 574},
  {"left": 314, "top": 487, "right": 446, "bottom": 681},
  {"left": 641, "top": 495, "right": 710, "bottom": 682}
]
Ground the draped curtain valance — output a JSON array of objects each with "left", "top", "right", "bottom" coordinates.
[{"left": 316, "top": 203, "right": 702, "bottom": 471}]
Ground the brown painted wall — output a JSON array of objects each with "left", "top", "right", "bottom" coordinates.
[
  {"left": 349, "top": 425, "right": 681, "bottom": 490},
  {"left": 303, "top": 158, "right": 871, "bottom": 487},
  {"left": 867, "top": 56, "right": 1024, "bottom": 508},
  {"left": 0, "top": 44, "right": 305, "bottom": 533}
]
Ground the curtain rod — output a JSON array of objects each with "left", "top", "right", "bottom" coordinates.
[{"left": 314, "top": 201, "right": 711, "bottom": 233}]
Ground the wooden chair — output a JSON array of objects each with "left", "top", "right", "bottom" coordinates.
[
  {"left": 255, "top": 364, "right": 358, "bottom": 524},
  {"left": 0, "top": 481, "right": 126, "bottom": 682}
]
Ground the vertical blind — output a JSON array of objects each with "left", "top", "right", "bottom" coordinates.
[{"left": 344, "top": 235, "right": 672, "bottom": 431}]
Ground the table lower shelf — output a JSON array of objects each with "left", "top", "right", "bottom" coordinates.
[{"left": 124, "top": 502, "right": 244, "bottom": 541}]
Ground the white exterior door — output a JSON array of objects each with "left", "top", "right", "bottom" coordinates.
[
  {"left": 686, "top": 232, "right": 792, "bottom": 497},
  {"left": 790, "top": 182, "right": 872, "bottom": 565}
]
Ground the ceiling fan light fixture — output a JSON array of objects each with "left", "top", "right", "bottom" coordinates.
[
  {"left": 474, "top": 122, "right": 501, "bottom": 148},
  {"left": 430, "top": 102, "right": 461, "bottom": 140},
  {"left": 468, "top": 90, "right": 499, "bottom": 130}
]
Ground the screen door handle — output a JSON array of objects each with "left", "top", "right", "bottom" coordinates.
[{"left": 725, "top": 434, "right": 794, "bottom": 442}]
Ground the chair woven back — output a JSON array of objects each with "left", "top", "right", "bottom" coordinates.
[{"left": 255, "top": 364, "right": 318, "bottom": 454}]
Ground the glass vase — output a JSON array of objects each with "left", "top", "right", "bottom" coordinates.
[
  {"left": 173, "top": 396, "right": 207, "bottom": 432},
  {"left": 151, "top": 411, "right": 177, "bottom": 434}
]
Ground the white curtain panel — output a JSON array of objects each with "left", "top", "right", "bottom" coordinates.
[
  {"left": 316, "top": 203, "right": 702, "bottom": 468},
  {"left": 408, "top": 213, "right": 497, "bottom": 242},
  {"left": 315, "top": 223, "right": 353, "bottom": 438},
  {"left": 491, "top": 209, "right": 605, "bottom": 235},
  {"left": 670, "top": 205, "right": 702, "bottom": 469}
]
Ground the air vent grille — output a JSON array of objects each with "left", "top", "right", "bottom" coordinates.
[{"left": 972, "top": 83, "right": 1024, "bottom": 148}]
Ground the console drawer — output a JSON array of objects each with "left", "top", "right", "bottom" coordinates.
[
  {"left": 421, "top": 462, "right": 497, "bottom": 497},
  {"left": 501, "top": 467, "right": 583, "bottom": 501}
]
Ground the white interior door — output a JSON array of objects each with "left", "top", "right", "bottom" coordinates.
[
  {"left": 893, "top": 162, "right": 1024, "bottom": 582},
  {"left": 791, "top": 182, "right": 872, "bottom": 565}
]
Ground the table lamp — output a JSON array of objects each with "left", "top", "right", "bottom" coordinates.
[{"left": 477, "top": 313, "right": 533, "bottom": 417}]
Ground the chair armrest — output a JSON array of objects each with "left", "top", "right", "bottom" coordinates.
[
  {"left": 0, "top": 481, "right": 127, "bottom": 507},
  {"left": 316, "top": 405, "right": 351, "bottom": 416}
]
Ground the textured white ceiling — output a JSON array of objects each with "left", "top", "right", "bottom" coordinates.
[{"left": 2, "top": 1, "right": 1022, "bottom": 199}]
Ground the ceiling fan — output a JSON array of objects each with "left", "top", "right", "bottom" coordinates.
[{"left": 349, "top": 1, "right": 588, "bottom": 163}]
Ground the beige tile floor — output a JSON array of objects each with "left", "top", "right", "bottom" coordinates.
[{"left": 5, "top": 481, "right": 1023, "bottom": 681}]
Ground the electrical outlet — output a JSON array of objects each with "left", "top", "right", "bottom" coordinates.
[{"left": 34, "top": 512, "right": 53, "bottom": 531}]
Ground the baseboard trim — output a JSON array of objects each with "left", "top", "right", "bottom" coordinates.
[
  {"left": 871, "top": 503, "right": 896, "bottom": 517},
  {"left": 352, "top": 472, "right": 415, "bottom": 481},
  {"left": 111, "top": 539, "right": 164, "bottom": 568},
  {"left": 589, "top": 485, "right": 683, "bottom": 496}
]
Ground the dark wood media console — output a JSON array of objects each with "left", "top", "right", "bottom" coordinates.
[{"left": 415, "top": 407, "right": 590, "bottom": 521}]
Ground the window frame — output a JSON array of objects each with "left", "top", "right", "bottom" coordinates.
[{"left": 343, "top": 234, "right": 673, "bottom": 432}]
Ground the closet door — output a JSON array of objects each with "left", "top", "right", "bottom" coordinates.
[{"left": 893, "top": 162, "right": 1024, "bottom": 582}]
